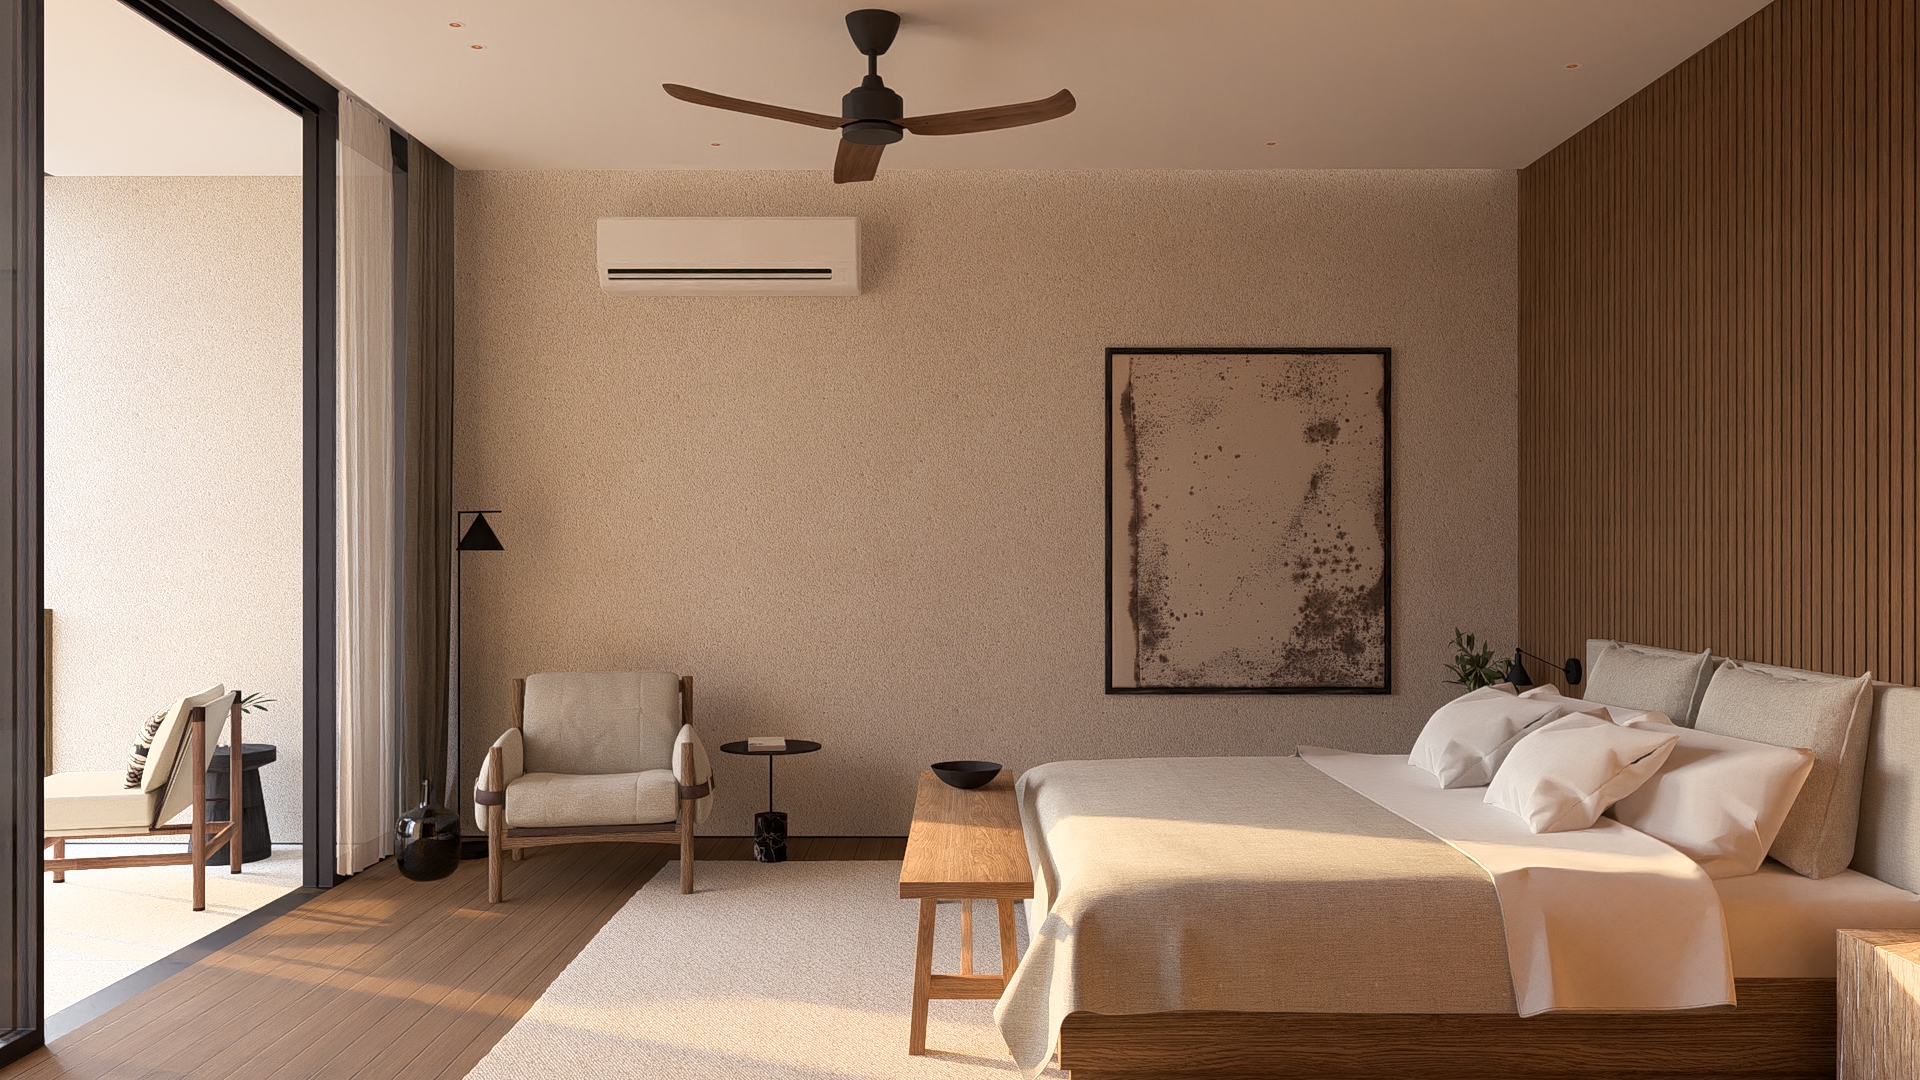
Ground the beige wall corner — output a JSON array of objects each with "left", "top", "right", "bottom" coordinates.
[{"left": 453, "top": 168, "right": 1518, "bottom": 836}]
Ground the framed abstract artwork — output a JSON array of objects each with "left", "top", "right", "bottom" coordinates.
[{"left": 1106, "top": 347, "right": 1391, "bottom": 694}]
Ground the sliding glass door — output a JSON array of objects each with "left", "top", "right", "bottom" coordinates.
[{"left": 0, "top": 0, "right": 337, "bottom": 1061}]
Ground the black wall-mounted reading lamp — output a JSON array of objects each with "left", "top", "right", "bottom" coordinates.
[{"left": 1511, "top": 648, "right": 1583, "bottom": 688}]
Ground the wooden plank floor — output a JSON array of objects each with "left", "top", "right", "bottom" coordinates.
[{"left": 6, "top": 836, "right": 907, "bottom": 1080}]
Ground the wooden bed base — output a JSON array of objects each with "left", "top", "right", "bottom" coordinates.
[{"left": 1058, "top": 977, "right": 1835, "bottom": 1080}]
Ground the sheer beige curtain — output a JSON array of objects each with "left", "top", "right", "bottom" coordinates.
[{"left": 336, "top": 95, "right": 398, "bottom": 876}]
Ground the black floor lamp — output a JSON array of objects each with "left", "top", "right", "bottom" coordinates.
[
  {"left": 454, "top": 510, "right": 503, "bottom": 858},
  {"left": 399, "top": 510, "right": 505, "bottom": 877}
]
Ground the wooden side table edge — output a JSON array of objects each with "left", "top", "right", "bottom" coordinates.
[
  {"left": 899, "top": 882, "right": 1033, "bottom": 900},
  {"left": 1837, "top": 927, "right": 1920, "bottom": 1080}
]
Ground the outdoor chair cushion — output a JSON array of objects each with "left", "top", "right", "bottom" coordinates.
[
  {"left": 139, "top": 684, "right": 227, "bottom": 792},
  {"left": 46, "top": 771, "right": 161, "bottom": 834}
]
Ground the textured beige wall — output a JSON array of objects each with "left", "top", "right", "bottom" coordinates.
[
  {"left": 453, "top": 169, "right": 1517, "bottom": 836},
  {"left": 45, "top": 175, "right": 304, "bottom": 841}
]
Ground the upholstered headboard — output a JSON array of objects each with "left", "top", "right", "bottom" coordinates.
[
  {"left": 1583, "top": 639, "right": 1920, "bottom": 893},
  {"left": 1856, "top": 681, "right": 1920, "bottom": 893}
]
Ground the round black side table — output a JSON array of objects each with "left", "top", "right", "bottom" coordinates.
[
  {"left": 719, "top": 740, "right": 821, "bottom": 863},
  {"left": 206, "top": 743, "right": 276, "bottom": 864}
]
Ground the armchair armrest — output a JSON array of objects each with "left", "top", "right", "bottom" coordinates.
[
  {"left": 678, "top": 742, "right": 710, "bottom": 800},
  {"left": 673, "top": 724, "right": 713, "bottom": 821},
  {"left": 475, "top": 728, "right": 523, "bottom": 827}
]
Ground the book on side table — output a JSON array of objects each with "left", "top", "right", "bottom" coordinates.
[{"left": 747, "top": 736, "right": 787, "bottom": 752}]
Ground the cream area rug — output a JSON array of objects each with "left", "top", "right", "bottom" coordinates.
[
  {"left": 45, "top": 842, "right": 304, "bottom": 1015},
  {"left": 463, "top": 860, "right": 1063, "bottom": 1078}
]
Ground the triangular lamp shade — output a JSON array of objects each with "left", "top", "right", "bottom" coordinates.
[{"left": 459, "top": 512, "right": 504, "bottom": 551}]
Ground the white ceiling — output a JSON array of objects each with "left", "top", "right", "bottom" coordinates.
[
  {"left": 46, "top": 0, "right": 301, "bottom": 175},
  {"left": 55, "top": 0, "right": 1772, "bottom": 175}
]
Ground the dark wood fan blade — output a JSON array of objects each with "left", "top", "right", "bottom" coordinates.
[
  {"left": 834, "top": 139, "right": 885, "bottom": 183},
  {"left": 662, "top": 84, "right": 845, "bottom": 130},
  {"left": 900, "top": 89, "right": 1075, "bottom": 136}
]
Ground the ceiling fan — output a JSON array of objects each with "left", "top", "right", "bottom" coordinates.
[{"left": 663, "top": 8, "right": 1076, "bottom": 184}]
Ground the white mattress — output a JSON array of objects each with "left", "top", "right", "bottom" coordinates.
[{"left": 1717, "top": 859, "right": 1920, "bottom": 978}]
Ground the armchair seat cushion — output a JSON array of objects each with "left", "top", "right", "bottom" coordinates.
[
  {"left": 46, "top": 771, "right": 161, "bottom": 834},
  {"left": 505, "top": 769, "right": 679, "bottom": 829}
]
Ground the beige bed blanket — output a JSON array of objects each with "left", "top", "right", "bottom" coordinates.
[{"left": 993, "top": 756, "right": 1515, "bottom": 1074}]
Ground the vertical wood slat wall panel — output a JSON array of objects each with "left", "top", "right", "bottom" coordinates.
[{"left": 1519, "top": 0, "right": 1920, "bottom": 686}]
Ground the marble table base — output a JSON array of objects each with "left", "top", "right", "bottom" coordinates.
[{"left": 754, "top": 811, "right": 788, "bottom": 863}]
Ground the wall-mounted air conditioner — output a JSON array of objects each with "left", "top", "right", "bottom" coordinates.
[{"left": 596, "top": 217, "right": 860, "bottom": 296}]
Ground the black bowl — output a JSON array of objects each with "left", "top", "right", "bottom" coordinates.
[{"left": 932, "top": 760, "right": 1002, "bottom": 789}]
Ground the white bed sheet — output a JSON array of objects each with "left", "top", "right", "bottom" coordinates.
[
  {"left": 1717, "top": 859, "right": 1920, "bottom": 977},
  {"left": 1302, "top": 747, "right": 1734, "bottom": 1014}
]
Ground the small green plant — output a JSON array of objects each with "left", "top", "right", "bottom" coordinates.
[
  {"left": 239, "top": 692, "right": 275, "bottom": 716},
  {"left": 1444, "top": 628, "right": 1513, "bottom": 690}
]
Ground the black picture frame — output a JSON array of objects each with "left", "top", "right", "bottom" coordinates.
[{"left": 1105, "top": 347, "right": 1393, "bottom": 695}]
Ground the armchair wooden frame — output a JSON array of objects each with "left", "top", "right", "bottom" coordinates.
[
  {"left": 480, "top": 674, "right": 706, "bottom": 903},
  {"left": 43, "top": 697, "right": 243, "bottom": 912}
]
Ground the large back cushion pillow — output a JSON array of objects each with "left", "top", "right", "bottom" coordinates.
[
  {"left": 1583, "top": 641, "right": 1717, "bottom": 727},
  {"left": 1691, "top": 661, "right": 1873, "bottom": 878}
]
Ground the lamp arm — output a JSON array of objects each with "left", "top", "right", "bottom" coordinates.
[{"left": 1514, "top": 647, "right": 1583, "bottom": 685}]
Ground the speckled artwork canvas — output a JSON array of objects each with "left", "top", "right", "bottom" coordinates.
[{"left": 1107, "top": 349, "right": 1390, "bottom": 692}]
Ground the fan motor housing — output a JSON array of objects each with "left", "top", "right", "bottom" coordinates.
[
  {"left": 841, "top": 120, "right": 902, "bottom": 146},
  {"left": 843, "top": 76, "right": 903, "bottom": 122}
]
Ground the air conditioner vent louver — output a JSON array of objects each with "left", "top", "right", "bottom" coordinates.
[
  {"left": 597, "top": 218, "right": 859, "bottom": 296},
  {"left": 606, "top": 268, "right": 834, "bottom": 281}
]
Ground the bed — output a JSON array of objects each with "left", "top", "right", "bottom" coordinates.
[{"left": 1000, "top": 651, "right": 1920, "bottom": 1079}]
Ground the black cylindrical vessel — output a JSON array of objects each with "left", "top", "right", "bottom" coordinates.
[{"left": 397, "top": 781, "right": 461, "bottom": 881}]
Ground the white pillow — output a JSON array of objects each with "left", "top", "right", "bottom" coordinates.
[
  {"left": 1409, "top": 685, "right": 1562, "bottom": 788},
  {"left": 1607, "top": 717, "right": 1814, "bottom": 878},
  {"left": 1485, "top": 712, "right": 1679, "bottom": 833},
  {"left": 1519, "top": 686, "right": 1669, "bottom": 727}
]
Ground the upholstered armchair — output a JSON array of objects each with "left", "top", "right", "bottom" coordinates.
[{"left": 475, "top": 671, "right": 712, "bottom": 902}]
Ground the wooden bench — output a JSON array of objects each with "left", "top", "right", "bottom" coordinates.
[{"left": 898, "top": 768, "right": 1034, "bottom": 1055}]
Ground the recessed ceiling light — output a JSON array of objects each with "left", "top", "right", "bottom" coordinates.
[
  {"left": 448, "top": 22, "right": 462, "bottom": 28},
  {"left": 710, "top": 142, "right": 721, "bottom": 147},
  {"left": 1265, "top": 141, "right": 1276, "bottom": 146},
  {"left": 1565, "top": 63, "right": 1580, "bottom": 69},
  {"left": 471, "top": 44, "right": 485, "bottom": 50}
]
